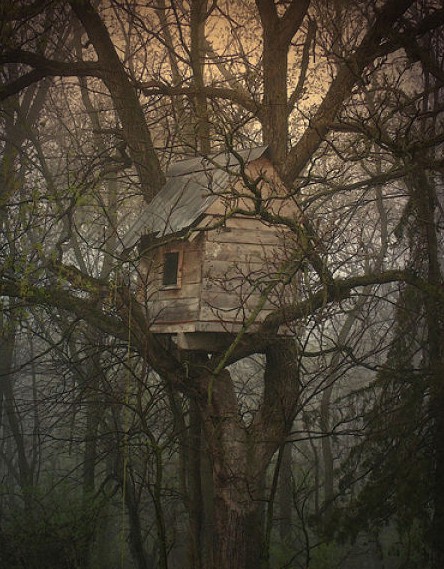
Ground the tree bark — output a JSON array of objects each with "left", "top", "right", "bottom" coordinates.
[
  {"left": 256, "top": 0, "right": 310, "bottom": 166},
  {"left": 196, "top": 367, "right": 264, "bottom": 569},
  {"left": 261, "top": 31, "right": 289, "bottom": 166},
  {"left": 278, "top": 441, "right": 293, "bottom": 543},
  {"left": 69, "top": 0, "right": 165, "bottom": 203},
  {"left": 213, "top": 496, "right": 264, "bottom": 569},
  {"left": 190, "top": 0, "right": 211, "bottom": 155},
  {"left": 186, "top": 398, "right": 203, "bottom": 569},
  {"left": 194, "top": 339, "right": 300, "bottom": 569}
]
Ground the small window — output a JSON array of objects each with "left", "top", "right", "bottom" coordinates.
[{"left": 163, "top": 251, "right": 180, "bottom": 287}]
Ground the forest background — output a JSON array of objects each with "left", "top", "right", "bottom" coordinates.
[{"left": 1, "top": 1, "right": 444, "bottom": 568}]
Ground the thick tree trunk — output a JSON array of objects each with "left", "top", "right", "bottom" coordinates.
[
  {"left": 186, "top": 399, "right": 203, "bottom": 569},
  {"left": 190, "top": 0, "right": 211, "bottom": 155},
  {"left": 256, "top": 0, "right": 310, "bottom": 167},
  {"left": 199, "top": 369, "right": 265, "bottom": 569},
  {"left": 200, "top": 443, "right": 215, "bottom": 568},
  {"left": 69, "top": 0, "right": 165, "bottom": 203},
  {"left": 195, "top": 339, "right": 300, "bottom": 569},
  {"left": 278, "top": 442, "right": 293, "bottom": 543},
  {"left": 213, "top": 495, "right": 264, "bottom": 569},
  {"left": 262, "top": 37, "right": 288, "bottom": 166}
]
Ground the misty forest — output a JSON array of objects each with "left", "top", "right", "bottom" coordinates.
[{"left": 1, "top": 1, "right": 444, "bottom": 568}]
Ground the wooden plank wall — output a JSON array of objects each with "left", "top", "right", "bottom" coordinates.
[
  {"left": 136, "top": 156, "right": 299, "bottom": 336},
  {"left": 199, "top": 216, "right": 296, "bottom": 332},
  {"left": 139, "top": 234, "right": 204, "bottom": 331},
  {"left": 198, "top": 156, "right": 299, "bottom": 333}
]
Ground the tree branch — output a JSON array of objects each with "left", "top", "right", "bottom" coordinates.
[
  {"left": 0, "top": 51, "right": 102, "bottom": 100},
  {"left": 288, "top": 18, "right": 316, "bottom": 112},
  {"left": 68, "top": 0, "right": 165, "bottom": 202},
  {"left": 403, "top": 37, "right": 444, "bottom": 85},
  {"left": 137, "top": 80, "right": 258, "bottom": 113},
  {"left": 210, "top": 268, "right": 444, "bottom": 366},
  {"left": 0, "top": 274, "right": 200, "bottom": 395},
  {"left": 279, "top": 0, "right": 311, "bottom": 46},
  {"left": 0, "top": 278, "right": 127, "bottom": 340},
  {"left": 0, "top": 49, "right": 102, "bottom": 75},
  {"left": 261, "top": 269, "right": 444, "bottom": 331},
  {"left": 0, "top": 0, "right": 53, "bottom": 22},
  {"left": 283, "top": 0, "right": 416, "bottom": 185},
  {"left": 255, "top": 0, "right": 279, "bottom": 29}
]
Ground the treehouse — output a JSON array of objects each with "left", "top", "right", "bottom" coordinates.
[{"left": 122, "top": 146, "right": 299, "bottom": 351}]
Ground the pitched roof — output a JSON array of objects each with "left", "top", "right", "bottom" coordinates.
[{"left": 120, "top": 146, "right": 268, "bottom": 251}]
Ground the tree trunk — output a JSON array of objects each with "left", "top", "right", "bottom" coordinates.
[
  {"left": 125, "top": 474, "right": 152, "bottom": 569},
  {"left": 278, "top": 442, "right": 293, "bottom": 543},
  {"left": 199, "top": 369, "right": 265, "bottom": 569},
  {"left": 213, "top": 495, "right": 264, "bottom": 569},
  {"left": 256, "top": 0, "right": 310, "bottom": 167},
  {"left": 186, "top": 399, "right": 203, "bottom": 569},
  {"left": 200, "top": 441, "right": 214, "bottom": 568},
  {"left": 1, "top": 323, "right": 35, "bottom": 509},
  {"left": 69, "top": 0, "right": 165, "bottom": 203},
  {"left": 190, "top": 0, "right": 211, "bottom": 155},
  {"left": 194, "top": 339, "right": 300, "bottom": 569},
  {"left": 262, "top": 35, "right": 289, "bottom": 166}
]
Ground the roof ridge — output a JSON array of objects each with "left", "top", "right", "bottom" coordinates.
[{"left": 166, "top": 145, "right": 268, "bottom": 177}]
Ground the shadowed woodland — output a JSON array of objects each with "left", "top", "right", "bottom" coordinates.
[{"left": 1, "top": 1, "right": 444, "bottom": 568}]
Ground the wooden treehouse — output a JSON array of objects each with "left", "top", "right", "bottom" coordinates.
[{"left": 122, "top": 146, "right": 299, "bottom": 351}]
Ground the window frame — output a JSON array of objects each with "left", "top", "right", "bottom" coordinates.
[{"left": 161, "top": 248, "right": 183, "bottom": 289}]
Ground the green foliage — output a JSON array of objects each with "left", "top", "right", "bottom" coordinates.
[
  {"left": 332, "top": 285, "right": 432, "bottom": 564},
  {"left": 381, "top": 520, "right": 430, "bottom": 569},
  {"left": 0, "top": 484, "right": 105, "bottom": 569},
  {"left": 268, "top": 536, "right": 293, "bottom": 568},
  {"left": 269, "top": 537, "right": 344, "bottom": 569},
  {"left": 309, "top": 541, "right": 343, "bottom": 569}
]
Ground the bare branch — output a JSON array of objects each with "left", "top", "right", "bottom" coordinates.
[
  {"left": 288, "top": 18, "right": 316, "bottom": 112},
  {"left": 283, "top": 0, "right": 416, "bottom": 184},
  {"left": 137, "top": 79, "right": 258, "bottom": 113},
  {"left": 0, "top": 51, "right": 102, "bottom": 100},
  {"left": 261, "top": 269, "right": 444, "bottom": 332}
]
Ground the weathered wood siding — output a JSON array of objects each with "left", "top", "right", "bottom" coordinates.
[
  {"left": 197, "top": 157, "right": 299, "bottom": 333},
  {"left": 139, "top": 234, "right": 204, "bottom": 331},
  {"left": 198, "top": 216, "right": 296, "bottom": 333},
  {"left": 136, "top": 155, "right": 299, "bottom": 337}
]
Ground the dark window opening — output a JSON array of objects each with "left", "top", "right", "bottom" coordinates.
[{"left": 163, "top": 251, "right": 180, "bottom": 286}]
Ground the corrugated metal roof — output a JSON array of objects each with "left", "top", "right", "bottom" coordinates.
[
  {"left": 121, "top": 146, "right": 268, "bottom": 251},
  {"left": 166, "top": 145, "right": 268, "bottom": 177}
]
